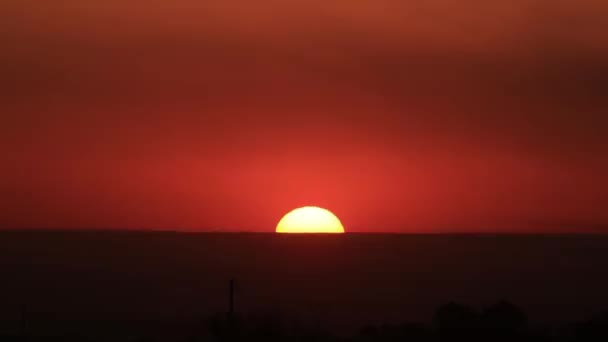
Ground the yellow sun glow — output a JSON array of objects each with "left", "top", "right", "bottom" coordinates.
[{"left": 276, "top": 206, "right": 345, "bottom": 233}]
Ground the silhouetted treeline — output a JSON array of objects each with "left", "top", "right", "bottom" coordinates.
[{"left": 2, "top": 301, "right": 607, "bottom": 342}]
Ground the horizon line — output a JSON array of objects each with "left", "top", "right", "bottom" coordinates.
[{"left": 1, "top": 228, "right": 607, "bottom": 236}]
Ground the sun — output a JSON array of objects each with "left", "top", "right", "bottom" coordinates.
[{"left": 276, "top": 206, "right": 345, "bottom": 233}]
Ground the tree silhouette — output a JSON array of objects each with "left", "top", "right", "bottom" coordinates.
[
  {"left": 574, "top": 311, "right": 608, "bottom": 342},
  {"left": 433, "top": 302, "right": 480, "bottom": 341},
  {"left": 481, "top": 300, "right": 527, "bottom": 341}
]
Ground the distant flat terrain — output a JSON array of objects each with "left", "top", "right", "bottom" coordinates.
[{"left": 1, "top": 231, "right": 607, "bottom": 335}]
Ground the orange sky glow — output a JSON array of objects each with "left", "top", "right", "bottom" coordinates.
[{"left": 2, "top": 0, "right": 607, "bottom": 232}]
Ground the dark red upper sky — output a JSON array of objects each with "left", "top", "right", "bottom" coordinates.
[{"left": 2, "top": 0, "right": 607, "bottom": 232}]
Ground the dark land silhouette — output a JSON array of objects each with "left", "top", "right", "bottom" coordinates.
[{"left": 1, "top": 231, "right": 608, "bottom": 341}]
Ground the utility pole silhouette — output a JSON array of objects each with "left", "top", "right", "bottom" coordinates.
[
  {"left": 228, "top": 278, "right": 235, "bottom": 317},
  {"left": 226, "top": 278, "right": 238, "bottom": 337},
  {"left": 19, "top": 304, "right": 27, "bottom": 340}
]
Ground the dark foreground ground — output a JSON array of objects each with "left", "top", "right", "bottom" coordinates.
[{"left": 0, "top": 231, "right": 607, "bottom": 341}]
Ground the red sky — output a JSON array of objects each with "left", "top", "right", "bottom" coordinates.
[{"left": 2, "top": 0, "right": 608, "bottom": 232}]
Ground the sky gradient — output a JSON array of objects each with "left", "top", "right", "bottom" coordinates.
[{"left": 2, "top": 0, "right": 607, "bottom": 232}]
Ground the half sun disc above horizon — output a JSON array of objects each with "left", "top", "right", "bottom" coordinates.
[{"left": 276, "top": 206, "right": 345, "bottom": 233}]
